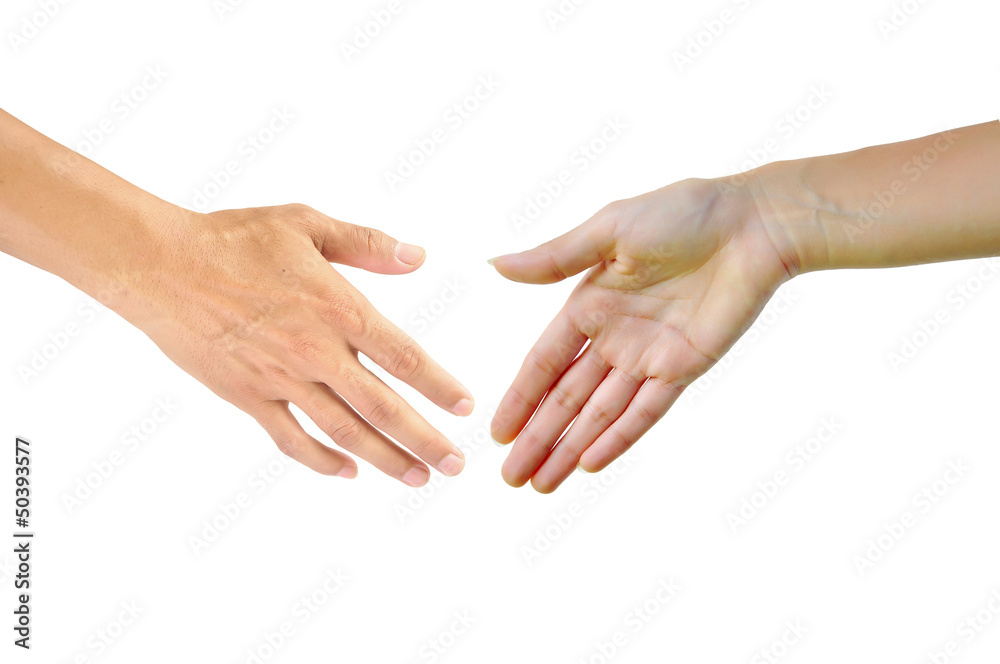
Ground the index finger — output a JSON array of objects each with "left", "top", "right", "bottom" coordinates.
[{"left": 491, "top": 311, "right": 587, "bottom": 444}]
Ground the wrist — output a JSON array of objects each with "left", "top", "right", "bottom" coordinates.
[
  {"left": 74, "top": 200, "right": 197, "bottom": 318},
  {"left": 737, "top": 159, "right": 830, "bottom": 275}
]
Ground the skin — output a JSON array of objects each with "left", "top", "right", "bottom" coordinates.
[
  {"left": 0, "top": 108, "right": 474, "bottom": 487},
  {"left": 491, "top": 120, "right": 1000, "bottom": 493}
]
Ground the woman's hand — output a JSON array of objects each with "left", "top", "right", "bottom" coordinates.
[
  {"left": 117, "top": 204, "right": 474, "bottom": 486},
  {"left": 489, "top": 177, "right": 797, "bottom": 492}
]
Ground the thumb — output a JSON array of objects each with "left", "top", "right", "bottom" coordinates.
[
  {"left": 489, "top": 206, "right": 617, "bottom": 284},
  {"left": 318, "top": 216, "right": 426, "bottom": 275}
]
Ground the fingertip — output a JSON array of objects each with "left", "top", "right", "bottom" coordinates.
[
  {"left": 490, "top": 420, "right": 514, "bottom": 445},
  {"left": 437, "top": 453, "right": 465, "bottom": 476},
  {"left": 395, "top": 242, "right": 426, "bottom": 268},
  {"left": 337, "top": 464, "right": 359, "bottom": 479},
  {"left": 500, "top": 459, "right": 529, "bottom": 488},
  {"left": 577, "top": 451, "right": 605, "bottom": 474},
  {"left": 486, "top": 254, "right": 510, "bottom": 268},
  {"left": 451, "top": 397, "right": 475, "bottom": 417},
  {"left": 486, "top": 254, "right": 525, "bottom": 282},
  {"left": 529, "top": 475, "right": 558, "bottom": 494},
  {"left": 502, "top": 473, "right": 528, "bottom": 489},
  {"left": 402, "top": 466, "right": 430, "bottom": 487}
]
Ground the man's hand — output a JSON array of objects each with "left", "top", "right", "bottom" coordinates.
[
  {"left": 122, "top": 204, "right": 474, "bottom": 486},
  {"left": 489, "top": 178, "right": 795, "bottom": 492},
  {"left": 0, "top": 109, "right": 473, "bottom": 488}
]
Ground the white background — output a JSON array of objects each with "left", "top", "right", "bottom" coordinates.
[{"left": 1, "top": 0, "right": 999, "bottom": 662}]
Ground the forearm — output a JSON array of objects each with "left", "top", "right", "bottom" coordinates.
[
  {"left": 745, "top": 121, "right": 1000, "bottom": 273},
  {"left": 0, "top": 108, "right": 186, "bottom": 308}
]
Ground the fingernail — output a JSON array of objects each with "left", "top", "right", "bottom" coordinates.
[
  {"left": 492, "top": 436, "right": 507, "bottom": 448},
  {"left": 402, "top": 466, "right": 430, "bottom": 487},
  {"left": 338, "top": 465, "right": 358, "bottom": 479},
  {"left": 576, "top": 463, "right": 588, "bottom": 474},
  {"left": 451, "top": 398, "right": 474, "bottom": 417},
  {"left": 438, "top": 453, "right": 465, "bottom": 476},
  {"left": 486, "top": 257, "right": 497, "bottom": 266},
  {"left": 396, "top": 242, "right": 425, "bottom": 266}
]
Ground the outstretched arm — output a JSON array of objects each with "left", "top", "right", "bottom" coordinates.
[
  {"left": 0, "top": 108, "right": 474, "bottom": 487},
  {"left": 490, "top": 120, "right": 1000, "bottom": 493},
  {"left": 756, "top": 120, "right": 1000, "bottom": 272}
]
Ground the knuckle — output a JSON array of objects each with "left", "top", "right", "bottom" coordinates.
[
  {"left": 364, "top": 394, "right": 402, "bottom": 429},
  {"left": 353, "top": 225, "right": 387, "bottom": 256},
  {"left": 407, "top": 435, "right": 435, "bottom": 459},
  {"left": 322, "top": 292, "right": 366, "bottom": 337},
  {"left": 599, "top": 200, "right": 622, "bottom": 215},
  {"left": 596, "top": 199, "right": 631, "bottom": 234},
  {"left": 610, "top": 427, "right": 634, "bottom": 453},
  {"left": 274, "top": 434, "right": 305, "bottom": 460},
  {"left": 632, "top": 403, "right": 658, "bottom": 427},
  {"left": 598, "top": 199, "right": 625, "bottom": 221},
  {"left": 279, "top": 203, "right": 326, "bottom": 241},
  {"left": 517, "top": 428, "right": 547, "bottom": 453},
  {"left": 527, "top": 349, "right": 559, "bottom": 378},
  {"left": 259, "top": 362, "right": 291, "bottom": 385},
  {"left": 288, "top": 333, "right": 324, "bottom": 362},
  {"left": 616, "top": 370, "right": 641, "bottom": 387},
  {"left": 282, "top": 202, "right": 317, "bottom": 220},
  {"left": 387, "top": 341, "right": 422, "bottom": 379},
  {"left": 503, "top": 386, "right": 531, "bottom": 412},
  {"left": 584, "top": 401, "right": 613, "bottom": 427},
  {"left": 328, "top": 417, "right": 364, "bottom": 450},
  {"left": 229, "top": 381, "right": 266, "bottom": 407},
  {"left": 548, "top": 385, "right": 580, "bottom": 413}
]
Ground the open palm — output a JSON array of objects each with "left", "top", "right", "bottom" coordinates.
[{"left": 490, "top": 178, "right": 794, "bottom": 492}]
